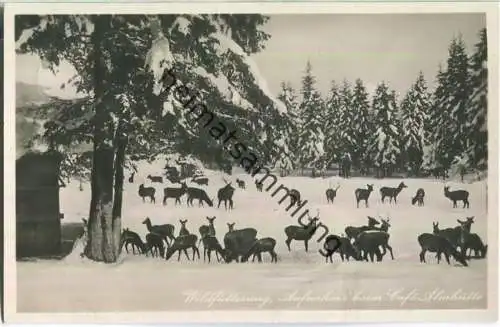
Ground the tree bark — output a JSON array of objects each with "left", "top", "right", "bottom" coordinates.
[
  {"left": 85, "top": 15, "right": 120, "bottom": 263},
  {"left": 112, "top": 128, "right": 127, "bottom": 256}
]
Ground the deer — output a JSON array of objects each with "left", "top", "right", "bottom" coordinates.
[
  {"left": 380, "top": 181, "right": 407, "bottom": 204},
  {"left": 433, "top": 217, "right": 474, "bottom": 251},
  {"left": 418, "top": 222, "right": 468, "bottom": 267},
  {"left": 325, "top": 184, "right": 341, "bottom": 204},
  {"left": 186, "top": 187, "right": 214, "bottom": 207},
  {"left": 289, "top": 189, "right": 301, "bottom": 207},
  {"left": 178, "top": 219, "right": 190, "bottom": 237},
  {"left": 218, "top": 179, "right": 235, "bottom": 210},
  {"left": 344, "top": 216, "right": 380, "bottom": 240},
  {"left": 120, "top": 228, "right": 146, "bottom": 254},
  {"left": 459, "top": 224, "right": 488, "bottom": 259},
  {"left": 163, "top": 182, "right": 188, "bottom": 205},
  {"left": 128, "top": 172, "right": 135, "bottom": 183},
  {"left": 198, "top": 216, "right": 220, "bottom": 261},
  {"left": 145, "top": 233, "right": 165, "bottom": 258},
  {"left": 138, "top": 184, "right": 155, "bottom": 203},
  {"left": 236, "top": 178, "right": 246, "bottom": 189},
  {"left": 354, "top": 184, "right": 374, "bottom": 208},
  {"left": 223, "top": 225, "right": 258, "bottom": 263},
  {"left": 255, "top": 179, "right": 263, "bottom": 192},
  {"left": 241, "top": 237, "right": 278, "bottom": 263},
  {"left": 318, "top": 234, "right": 357, "bottom": 263},
  {"left": 200, "top": 235, "right": 224, "bottom": 263},
  {"left": 147, "top": 174, "right": 163, "bottom": 183},
  {"left": 142, "top": 217, "right": 176, "bottom": 247},
  {"left": 191, "top": 176, "right": 209, "bottom": 186},
  {"left": 164, "top": 234, "right": 200, "bottom": 261},
  {"left": 444, "top": 186, "right": 470, "bottom": 208},
  {"left": 353, "top": 218, "right": 394, "bottom": 262},
  {"left": 284, "top": 210, "right": 329, "bottom": 252},
  {"left": 412, "top": 188, "right": 425, "bottom": 206}
]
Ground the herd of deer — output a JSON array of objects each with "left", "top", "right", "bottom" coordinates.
[
  {"left": 114, "top": 172, "right": 481, "bottom": 266},
  {"left": 118, "top": 211, "right": 486, "bottom": 267},
  {"left": 137, "top": 172, "right": 472, "bottom": 210}
]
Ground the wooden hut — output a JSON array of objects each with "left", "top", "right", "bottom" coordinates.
[{"left": 16, "top": 150, "right": 64, "bottom": 258}]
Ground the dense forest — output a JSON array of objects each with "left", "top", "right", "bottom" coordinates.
[{"left": 275, "top": 28, "right": 487, "bottom": 178}]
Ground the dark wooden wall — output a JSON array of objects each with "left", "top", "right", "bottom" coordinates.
[{"left": 16, "top": 151, "right": 63, "bottom": 258}]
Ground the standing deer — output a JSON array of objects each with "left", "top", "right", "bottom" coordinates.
[
  {"left": 128, "top": 172, "right": 135, "bottom": 183},
  {"left": 255, "top": 179, "right": 263, "bottom": 192},
  {"left": 444, "top": 186, "right": 470, "bottom": 208},
  {"left": 120, "top": 228, "right": 146, "bottom": 254},
  {"left": 147, "top": 174, "right": 163, "bottom": 183},
  {"left": 344, "top": 216, "right": 380, "bottom": 241},
  {"left": 178, "top": 219, "right": 190, "bottom": 237},
  {"left": 380, "top": 182, "right": 407, "bottom": 204},
  {"left": 138, "top": 184, "right": 156, "bottom": 203},
  {"left": 354, "top": 218, "right": 394, "bottom": 262},
  {"left": 241, "top": 237, "right": 278, "bottom": 263},
  {"left": 284, "top": 210, "right": 329, "bottom": 252},
  {"left": 186, "top": 187, "right": 213, "bottom": 207},
  {"left": 354, "top": 184, "right": 374, "bottom": 208},
  {"left": 412, "top": 188, "right": 425, "bottom": 206},
  {"left": 223, "top": 226, "right": 258, "bottom": 263},
  {"left": 236, "top": 178, "right": 246, "bottom": 189},
  {"left": 142, "top": 217, "right": 176, "bottom": 246},
  {"left": 325, "top": 184, "right": 341, "bottom": 204},
  {"left": 418, "top": 222, "right": 468, "bottom": 267},
  {"left": 218, "top": 179, "right": 236, "bottom": 210},
  {"left": 164, "top": 234, "right": 200, "bottom": 261},
  {"left": 163, "top": 182, "right": 188, "bottom": 205}
]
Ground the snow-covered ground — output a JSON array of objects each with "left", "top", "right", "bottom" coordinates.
[{"left": 17, "top": 163, "right": 488, "bottom": 312}]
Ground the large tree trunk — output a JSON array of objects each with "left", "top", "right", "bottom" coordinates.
[{"left": 85, "top": 15, "right": 120, "bottom": 262}]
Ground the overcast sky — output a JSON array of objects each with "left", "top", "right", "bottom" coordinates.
[{"left": 16, "top": 13, "right": 486, "bottom": 99}]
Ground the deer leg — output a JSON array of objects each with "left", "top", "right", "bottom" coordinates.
[
  {"left": 177, "top": 250, "right": 182, "bottom": 261},
  {"left": 386, "top": 244, "right": 394, "bottom": 260},
  {"left": 365, "top": 199, "right": 369, "bottom": 208},
  {"left": 207, "top": 250, "right": 211, "bottom": 263},
  {"left": 436, "top": 251, "right": 442, "bottom": 264},
  {"left": 394, "top": 196, "right": 397, "bottom": 204},
  {"left": 271, "top": 251, "right": 278, "bottom": 263},
  {"left": 285, "top": 238, "right": 292, "bottom": 251},
  {"left": 419, "top": 249, "right": 426, "bottom": 263},
  {"left": 304, "top": 240, "right": 309, "bottom": 252},
  {"left": 163, "top": 196, "right": 167, "bottom": 205},
  {"left": 368, "top": 251, "right": 374, "bottom": 262},
  {"left": 183, "top": 249, "right": 190, "bottom": 260},
  {"left": 444, "top": 253, "right": 451, "bottom": 265}
]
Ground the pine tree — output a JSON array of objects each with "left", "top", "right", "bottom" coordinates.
[
  {"left": 297, "top": 61, "right": 325, "bottom": 172},
  {"left": 368, "top": 82, "right": 401, "bottom": 177},
  {"left": 432, "top": 36, "right": 471, "bottom": 170},
  {"left": 466, "top": 28, "right": 487, "bottom": 170},
  {"left": 423, "top": 64, "right": 448, "bottom": 172},
  {"left": 277, "top": 81, "right": 300, "bottom": 173},
  {"left": 400, "top": 71, "right": 430, "bottom": 175},
  {"left": 323, "top": 81, "right": 342, "bottom": 168},
  {"left": 350, "top": 78, "right": 373, "bottom": 170},
  {"left": 338, "top": 79, "right": 354, "bottom": 158}
]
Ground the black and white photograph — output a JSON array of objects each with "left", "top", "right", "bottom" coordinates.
[{"left": 4, "top": 1, "right": 498, "bottom": 324}]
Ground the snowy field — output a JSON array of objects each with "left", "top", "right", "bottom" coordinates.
[{"left": 17, "top": 163, "right": 488, "bottom": 312}]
